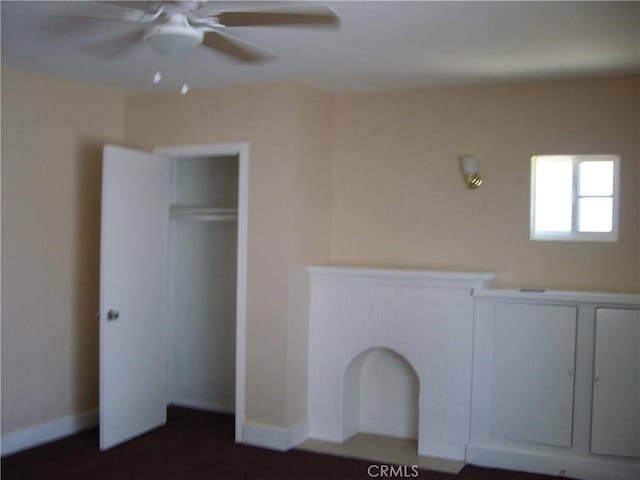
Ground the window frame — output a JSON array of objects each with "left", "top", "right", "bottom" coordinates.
[{"left": 530, "top": 154, "right": 619, "bottom": 242}]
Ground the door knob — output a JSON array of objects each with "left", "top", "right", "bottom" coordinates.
[{"left": 107, "top": 309, "right": 120, "bottom": 321}]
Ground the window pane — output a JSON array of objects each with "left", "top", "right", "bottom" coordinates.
[
  {"left": 534, "top": 157, "right": 573, "bottom": 232},
  {"left": 578, "top": 197, "right": 613, "bottom": 232},
  {"left": 535, "top": 196, "right": 572, "bottom": 232},
  {"left": 579, "top": 161, "right": 613, "bottom": 196}
]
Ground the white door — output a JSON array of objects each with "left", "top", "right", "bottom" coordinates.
[
  {"left": 99, "top": 144, "right": 170, "bottom": 450},
  {"left": 592, "top": 308, "right": 640, "bottom": 458},
  {"left": 491, "top": 303, "right": 577, "bottom": 448}
]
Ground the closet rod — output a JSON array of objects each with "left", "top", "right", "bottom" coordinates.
[{"left": 169, "top": 207, "right": 238, "bottom": 222}]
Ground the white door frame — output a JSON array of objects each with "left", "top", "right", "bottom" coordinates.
[{"left": 155, "top": 142, "right": 249, "bottom": 442}]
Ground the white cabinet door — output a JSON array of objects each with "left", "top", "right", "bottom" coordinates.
[
  {"left": 491, "top": 303, "right": 577, "bottom": 448},
  {"left": 592, "top": 308, "right": 640, "bottom": 458},
  {"left": 100, "top": 144, "right": 170, "bottom": 450}
]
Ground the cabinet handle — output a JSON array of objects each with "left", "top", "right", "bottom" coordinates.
[
  {"left": 594, "top": 371, "right": 599, "bottom": 383},
  {"left": 568, "top": 367, "right": 574, "bottom": 377}
]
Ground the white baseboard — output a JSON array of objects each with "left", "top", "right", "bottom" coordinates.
[
  {"left": 287, "top": 420, "right": 310, "bottom": 448},
  {"left": 1, "top": 409, "right": 98, "bottom": 457},
  {"left": 467, "top": 444, "right": 640, "bottom": 480},
  {"left": 170, "top": 398, "right": 235, "bottom": 415},
  {"left": 241, "top": 420, "right": 309, "bottom": 451}
]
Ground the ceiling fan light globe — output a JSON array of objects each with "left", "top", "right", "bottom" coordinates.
[{"left": 145, "top": 24, "right": 203, "bottom": 56}]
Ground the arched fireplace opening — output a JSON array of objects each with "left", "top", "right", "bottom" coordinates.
[{"left": 342, "top": 347, "right": 419, "bottom": 443}]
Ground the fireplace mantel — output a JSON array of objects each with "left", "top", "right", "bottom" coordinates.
[{"left": 308, "top": 266, "right": 495, "bottom": 290}]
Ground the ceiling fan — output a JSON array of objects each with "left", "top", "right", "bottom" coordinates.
[{"left": 4, "top": 1, "right": 340, "bottom": 62}]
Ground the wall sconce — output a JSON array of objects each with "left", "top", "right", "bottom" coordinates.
[{"left": 459, "top": 155, "right": 483, "bottom": 189}]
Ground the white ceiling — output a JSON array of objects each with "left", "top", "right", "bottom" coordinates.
[{"left": 2, "top": 1, "right": 638, "bottom": 94}]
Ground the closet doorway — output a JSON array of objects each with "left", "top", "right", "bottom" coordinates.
[{"left": 99, "top": 143, "right": 248, "bottom": 450}]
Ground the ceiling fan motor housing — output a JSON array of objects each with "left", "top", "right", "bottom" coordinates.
[{"left": 144, "top": 13, "right": 204, "bottom": 56}]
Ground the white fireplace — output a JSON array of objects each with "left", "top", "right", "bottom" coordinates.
[{"left": 307, "top": 266, "right": 495, "bottom": 461}]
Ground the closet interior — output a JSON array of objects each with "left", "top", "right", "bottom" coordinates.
[{"left": 168, "top": 155, "right": 238, "bottom": 414}]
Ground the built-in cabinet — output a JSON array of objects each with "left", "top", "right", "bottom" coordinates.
[
  {"left": 591, "top": 308, "right": 640, "bottom": 458},
  {"left": 469, "top": 290, "right": 640, "bottom": 480},
  {"left": 491, "top": 303, "right": 577, "bottom": 449}
]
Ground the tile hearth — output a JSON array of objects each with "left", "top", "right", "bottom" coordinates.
[{"left": 298, "top": 433, "right": 464, "bottom": 474}]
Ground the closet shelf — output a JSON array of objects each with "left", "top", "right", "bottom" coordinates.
[{"left": 170, "top": 206, "right": 238, "bottom": 222}]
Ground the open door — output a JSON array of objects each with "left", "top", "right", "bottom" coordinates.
[{"left": 99, "top": 144, "right": 170, "bottom": 450}]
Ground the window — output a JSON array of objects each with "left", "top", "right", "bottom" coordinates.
[{"left": 530, "top": 155, "right": 619, "bottom": 241}]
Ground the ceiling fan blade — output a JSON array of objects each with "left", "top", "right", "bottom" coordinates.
[
  {"left": 202, "top": 31, "right": 273, "bottom": 63},
  {"left": 217, "top": 7, "right": 340, "bottom": 28},
  {"left": 2, "top": 1, "right": 151, "bottom": 22},
  {"left": 82, "top": 29, "right": 145, "bottom": 60}
]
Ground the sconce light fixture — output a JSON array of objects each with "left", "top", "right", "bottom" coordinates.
[{"left": 459, "top": 155, "right": 483, "bottom": 189}]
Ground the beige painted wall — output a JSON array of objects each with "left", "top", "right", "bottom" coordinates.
[
  {"left": 285, "top": 85, "right": 333, "bottom": 425},
  {"left": 1, "top": 72, "right": 332, "bottom": 434},
  {"left": 2, "top": 69, "right": 637, "bottom": 439},
  {"left": 1, "top": 68, "right": 124, "bottom": 433},
  {"left": 330, "top": 76, "right": 639, "bottom": 292}
]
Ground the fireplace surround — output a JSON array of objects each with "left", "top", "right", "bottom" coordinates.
[{"left": 307, "top": 266, "right": 495, "bottom": 461}]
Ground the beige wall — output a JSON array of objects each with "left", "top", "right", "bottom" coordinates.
[
  {"left": 2, "top": 69, "right": 637, "bottom": 438},
  {"left": 330, "top": 76, "right": 639, "bottom": 292},
  {"left": 1, "top": 72, "right": 332, "bottom": 434},
  {"left": 1, "top": 68, "right": 124, "bottom": 433},
  {"left": 285, "top": 85, "right": 333, "bottom": 425}
]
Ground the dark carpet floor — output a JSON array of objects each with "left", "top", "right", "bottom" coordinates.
[{"left": 2, "top": 407, "right": 564, "bottom": 480}]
